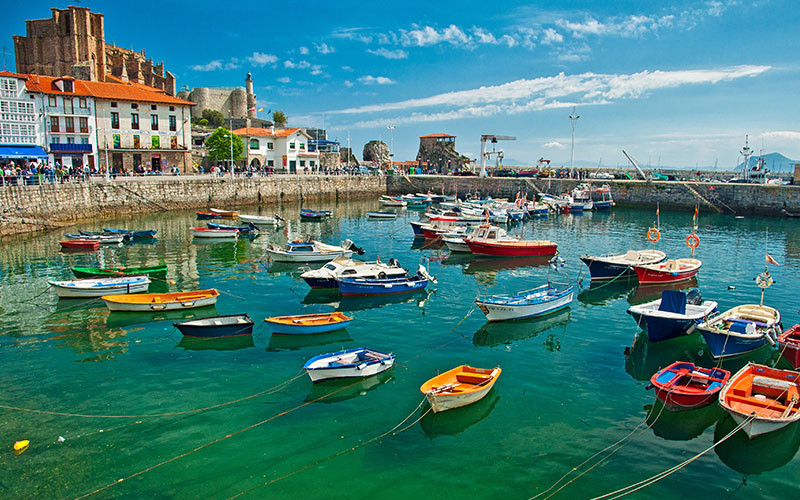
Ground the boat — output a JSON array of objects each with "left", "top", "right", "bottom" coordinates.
[
  {"left": 80, "top": 230, "right": 132, "bottom": 240},
  {"left": 266, "top": 239, "right": 363, "bottom": 262},
  {"left": 570, "top": 184, "right": 594, "bottom": 211},
  {"left": 238, "top": 214, "right": 283, "bottom": 226},
  {"left": 441, "top": 227, "right": 476, "bottom": 253},
  {"left": 64, "top": 233, "right": 125, "bottom": 244},
  {"left": 336, "top": 265, "right": 435, "bottom": 296},
  {"left": 300, "top": 256, "right": 407, "bottom": 289},
  {"left": 265, "top": 312, "right": 353, "bottom": 334},
  {"left": 101, "top": 289, "right": 219, "bottom": 312},
  {"left": 410, "top": 221, "right": 426, "bottom": 237},
  {"left": 777, "top": 325, "right": 800, "bottom": 369},
  {"left": 379, "top": 195, "right": 408, "bottom": 207},
  {"left": 60, "top": 240, "right": 99, "bottom": 250},
  {"left": 591, "top": 184, "right": 615, "bottom": 210},
  {"left": 580, "top": 249, "right": 667, "bottom": 281},
  {"left": 648, "top": 361, "right": 731, "bottom": 411},
  {"left": 191, "top": 227, "right": 239, "bottom": 238},
  {"left": 207, "top": 222, "right": 257, "bottom": 233},
  {"left": 698, "top": 304, "right": 781, "bottom": 359},
  {"left": 174, "top": 313, "right": 254, "bottom": 338},
  {"left": 103, "top": 228, "right": 158, "bottom": 239},
  {"left": 303, "top": 347, "right": 395, "bottom": 382},
  {"left": 420, "top": 365, "right": 501, "bottom": 413},
  {"left": 475, "top": 284, "right": 574, "bottom": 322},
  {"left": 49, "top": 276, "right": 151, "bottom": 298},
  {"left": 626, "top": 289, "right": 718, "bottom": 342},
  {"left": 464, "top": 225, "right": 558, "bottom": 257},
  {"left": 719, "top": 363, "right": 800, "bottom": 438},
  {"left": 367, "top": 211, "right": 397, "bottom": 219},
  {"left": 209, "top": 208, "right": 240, "bottom": 219},
  {"left": 196, "top": 211, "right": 221, "bottom": 220},
  {"left": 72, "top": 265, "right": 168, "bottom": 279},
  {"left": 632, "top": 258, "right": 702, "bottom": 284},
  {"left": 300, "top": 208, "right": 332, "bottom": 220}
]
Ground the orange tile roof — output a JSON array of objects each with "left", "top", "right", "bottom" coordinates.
[
  {"left": 420, "top": 133, "right": 455, "bottom": 138},
  {"left": 232, "top": 127, "right": 305, "bottom": 138}
]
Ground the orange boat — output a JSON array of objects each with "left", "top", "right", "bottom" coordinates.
[
  {"left": 101, "top": 289, "right": 219, "bottom": 312},
  {"left": 265, "top": 312, "right": 353, "bottom": 334},
  {"left": 420, "top": 365, "right": 501, "bottom": 413},
  {"left": 210, "top": 208, "right": 240, "bottom": 219},
  {"left": 719, "top": 363, "right": 800, "bottom": 439}
]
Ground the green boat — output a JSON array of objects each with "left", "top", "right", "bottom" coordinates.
[{"left": 71, "top": 265, "right": 168, "bottom": 279}]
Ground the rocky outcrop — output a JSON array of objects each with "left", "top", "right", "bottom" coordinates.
[
  {"left": 363, "top": 141, "right": 390, "bottom": 167},
  {"left": 339, "top": 148, "right": 360, "bottom": 167}
]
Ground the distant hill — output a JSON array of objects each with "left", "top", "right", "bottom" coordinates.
[{"left": 736, "top": 152, "right": 798, "bottom": 173}]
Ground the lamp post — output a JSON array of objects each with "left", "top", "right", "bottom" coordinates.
[
  {"left": 569, "top": 106, "right": 580, "bottom": 177},
  {"left": 386, "top": 124, "right": 395, "bottom": 171}
]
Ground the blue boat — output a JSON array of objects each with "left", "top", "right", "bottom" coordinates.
[
  {"left": 475, "top": 284, "right": 574, "bottom": 322},
  {"left": 265, "top": 312, "right": 353, "bottom": 334},
  {"left": 81, "top": 230, "right": 131, "bottom": 240},
  {"left": 207, "top": 222, "right": 257, "bottom": 233},
  {"left": 336, "top": 265, "right": 435, "bottom": 296},
  {"left": 300, "top": 209, "right": 332, "bottom": 220},
  {"left": 580, "top": 249, "right": 666, "bottom": 281},
  {"left": 698, "top": 304, "right": 782, "bottom": 359},
  {"left": 173, "top": 314, "right": 255, "bottom": 338},
  {"left": 104, "top": 228, "right": 158, "bottom": 239},
  {"left": 627, "top": 289, "right": 718, "bottom": 342},
  {"left": 410, "top": 221, "right": 426, "bottom": 237},
  {"left": 303, "top": 347, "right": 395, "bottom": 382}
]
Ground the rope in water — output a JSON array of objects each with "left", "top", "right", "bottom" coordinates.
[{"left": 0, "top": 371, "right": 305, "bottom": 419}]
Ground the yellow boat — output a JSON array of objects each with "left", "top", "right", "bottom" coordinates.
[
  {"left": 210, "top": 208, "right": 240, "bottom": 219},
  {"left": 101, "top": 289, "right": 219, "bottom": 312},
  {"left": 265, "top": 312, "right": 353, "bottom": 334},
  {"left": 420, "top": 365, "right": 501, "bottom": 413}
]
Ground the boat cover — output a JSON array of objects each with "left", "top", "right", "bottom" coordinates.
[{"left": 658, "top": 290, "right": 686, "bottom": 315}]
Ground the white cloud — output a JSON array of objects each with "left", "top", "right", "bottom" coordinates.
[
  {"left": 284, "top": 60, "right": 311, "bottom": 69},
  {"left": 358, "top": 75, "right": 396, "bottom": 85},
  {"left": 191, "top": 60, "right": 223, "bottom": 71},
  {"left": 299, "top": 46, "right": 309, "bottom": 55},
  {"left": 341, "top": 66, "right": 353, "bottom": 71},
  {"left": 400, "top": 24, "right": 472, "bottom": 48},
  {"left": 544, "top": 141, "right": 566, "bottom": 149},
  {"left": 367, "top": 48, "right": 409, "bottom": 59},
  {"left": 762, "top": 131, "right": 800, "bottom": 141},
  {"left": 344, "top": 80, "right": 354, "bottom": 88},
  {"left": 276, "top": 76, "right": 291, "bottom": 84},
  {"left": 541, "top": 28, "right": 564, "bottom": 45},
  {"left": 224, "top": 58, "right": 240, "bottom": 70},
  {"left": 315, "top": 42, "right": 335, "bottom": 54},
  {"left": 311, "top": 65, "right": 323, "bottom": 76},
  {"left": 331, "top": 28, "right": 373, "bottom": 44},
  {"left": 248, "top": 52, "right": 277, "bottom": 67}
]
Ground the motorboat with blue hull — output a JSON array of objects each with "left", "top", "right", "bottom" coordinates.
[
  {"left": 580, "top": 249, "right": 666, "bottom": 281},
  {"left": 174, "top": 314, "right": 255, "bottom": 338},
  {"left": 475, "top": 284, "right": 574, "bottom": 322},
  {"left": 336, "top": 265, "right": 436, "bottom": 296},
  {"left": 627, "top": 289, "right": 718, "bottom": 342},
  {"left": 698, "top": 304, "right": 781, "bottom": 359},
  {"left": 301, "top": 256, "right": 407, "bottom": 289},
  {"left": 207, "top": 222, "right": 257, "bottom": 233},
  {"left": 103, "top": 228, "right": 158, "bottom": 239}
]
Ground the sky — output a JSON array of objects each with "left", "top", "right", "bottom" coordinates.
[{"left": 4, "top": 1, "right": 800, "bottom": 169}]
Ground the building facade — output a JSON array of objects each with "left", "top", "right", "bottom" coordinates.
[
  {"left": 178, "top": 73, "right": 258, "bottom": 120},
  {"left": 233, "top": 127, "right": 318, "bottom": 173},
  {"left": 0, "top": 71, "right": 46, "bottom": 161}
]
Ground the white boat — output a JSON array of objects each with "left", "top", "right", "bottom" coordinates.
[
  {"left": 64, "top": 233, "right": 126, "bottom": 244},
  {"left": 570, "top": 184, "right": 594, "bottom": 211},
  {"left": 49, "top": 276, "right": 151, "bottom": 298},
  {"left": 627, "top": 289, "right": 718, "bottom": 342},
  {"left": 191, "top": 227, "right": 239, "bottom": 238},
  {"left": 238, "top": 214, "right": 283, "bottom": 226},
  {"left": 101, "top": 289, "right": 219, "bottom": 312},
  {"left": 441, "top": 226, "right": 475, "bottom": 253},
  {"left": 379, "top": 196, "right": 407, "bottom": 207},
  {"left": 475, "top": 284, "right": 574, "bottom": 321},
  {"left": 367, "top": 211, "right": 398, "bottom": 219},
  {"left": 698, "top": 304, "right": 781, "bottom": 359},
  {"left": 580, "top": 249, "right": 667, "bottom": 281},
  {"left": 266, "top": 239, "right": 362, "bottom": 262},
  {"left": 300, "top": 256, "right": 407, "bottom": 289},
  {"left": 420, "top": 365, "right": 501, "bottom": 413},
  {"left": 303, "top": 347, "right": 395, "bottom": 382}
]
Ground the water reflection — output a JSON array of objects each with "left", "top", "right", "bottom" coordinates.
[
  {"left": 624, "top": 333, "right": 707, "bottom": 382},
  {"left": 577, "top": 280, "right": 636, "bottom": 306},
  {"left": 628, "top": 278, "right": 699, "bottom": 306},
  {"left": 714, "top": 415, "right": 800, "bottom": 474},
  {"left": 338, "top": 290, "right": 430, "bottom": 312},
  {"left": 176, "top": 335, "right": 254, "bottom": 351},
  {"left": 266, "top": 329, "right": 353, "bottom": 352},
  {"left": 264, "top": 261, "right": 313, "bottom": 278},
  {"left": 473, "top": 310, "right": 571, "bottom": 347},
  {"left": 304, "top": 371, "right": 394, "bottom": 404},
  {"left": 105, "top": 306, "right": 219, "bottom": 329},
  {"left": 420, "top": 389, "right": 499, "bottom": 439},
  {"left": 645, "top": 400, "right": 722, "bottom": 441}
]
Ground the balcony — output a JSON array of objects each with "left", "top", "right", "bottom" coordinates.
[
  {"left": 45, "top": 106, "right": 92, "bottom": 115},
  {"left": 50, "top": 143, "right": 93, "bottom": 153}
]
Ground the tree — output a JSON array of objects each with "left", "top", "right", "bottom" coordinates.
[
  {"left": 202, "top": 109, "right": 225, "bottom": 128},
  {"left": 272, "top": 110, "right": 287, "bottom": 127},
  {"left": 205, "top": 127, "right": 244, "bottom": 163}
]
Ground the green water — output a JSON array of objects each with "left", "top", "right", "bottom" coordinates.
[{"left": 1, "top": 200, "right": 799, "bottom": 499}]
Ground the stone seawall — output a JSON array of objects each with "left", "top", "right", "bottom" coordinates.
[
  {"left": 387, "top": 175, "right": 800, "bottom": 215},
  {"left": 0, "top": 175, "right": 386, "bottom": 236}
]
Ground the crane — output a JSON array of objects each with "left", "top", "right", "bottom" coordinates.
[
  {"left": 622, "top": 150, "right": 648, "bottom": 180},
  {"left": 480, "top": 135, "right": 516, "bottom": 177}
]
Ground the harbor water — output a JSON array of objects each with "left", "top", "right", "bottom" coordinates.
[{"left": 1, "top": 200, "right": 799, "bottom": 499}]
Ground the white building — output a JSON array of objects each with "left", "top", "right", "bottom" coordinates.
[
  {"left": 0, "top": 71, "right": 46, "bottom": 163},
  {"left": 233, "top": 127, "right": 318, "bottom": 173}
]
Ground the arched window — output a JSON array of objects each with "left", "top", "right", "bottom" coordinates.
[{"left": 250, "top": 139, "right": 259, "bottom": 150}]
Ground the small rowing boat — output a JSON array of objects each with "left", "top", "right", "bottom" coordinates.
[
  {"left": 174, "top": 314, "right": 254, "bottom": 338},
  {"left": 238, "top": 214, "right": 283, "bottom": 226},
  {"left": 49, "top": 276, "right": 151, "bottom": 298},
  {"left": 627, "top": 289, "right": 718, "bottom": 342},
  {"left": 367, "top": 211, "right": 398, "bottom": 219},
  {"left": 475, "top": 284, "right": 574, "bottom": 322},
  {"left": 379, "top": 195, "right": 407, "bottom": 207},
  {"left": 580, "top": 249, "right": 666, "bottom": 281},
  {"left": 265, "top": 312, "right": 353, "bottom": 334},
  {"left": 420, "top": 365, "right": 501, "bottom": 413},
  {"left": 64, "top": 234, "right": 125, "bottom": 244},
  {"left": 698, "top": 304, "right": 781, "bottom": 359},
  {"left": 632, "top": 258, "right": 702, "bottom": 285},
  {"left": 101, "top": 289, "right": 219, "bottom": 312},
  {"left": 103, "top": 228, "right": 158, "bottom": 239},
  {"left": 210, "top": 208, "right": 240, "bottom": 219},
  {"left": 777, "top": 324, "right": 800, "bottom": 369},
  {"left": 303, "top": 347, "right": 395, "bottom": 382},
  {"left": 60, "top": 240, "right": 99, "bottom": 251},
  {"left": 648, "top": 361, "right": 730, "bottom": 411},
  {"left": 196, "top": 211, "right": 221, "bottom": 220},
  {"left": 266, "top": 239, "right": 362, "bottom": 262},
  {"left": 191, "top": 227, "right": 239, "bottom": 238},
  {"left": 72, "top": 265, "right": 168, "bottom": 279},
  {"left": 207, "top": 222, "right": 257, "bottom": 233},
  {"left": 300, "top": 208, "right": 333, "bottom": 220}
]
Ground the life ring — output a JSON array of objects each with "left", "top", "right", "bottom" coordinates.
[
  {"left": 378, "top": 272, "right": 387, "bottom": 279},
  {"left": 755, "top": 272, "right": 773, "bottom": 289},
  {"left": 647, "top": 228, "right": 661, "bottom": 243},
  {"left": 686, "top": 234, "right": 700, "bottom": 249}
]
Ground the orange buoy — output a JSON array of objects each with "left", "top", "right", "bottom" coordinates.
[
  {"left": 686, "top": 233, "right": 700, "bottom": 249},
  {"left": 647, "top": 227, "right": 661, "bottom": 243}
]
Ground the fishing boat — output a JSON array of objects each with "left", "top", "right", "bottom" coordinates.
[
  {"left": 300, "top": 256, "right": 406, "bottom": 289},
  {"left": 238, "top": 214, "right": 283, "bottom": 226},
  {"left": 632, "top": 258, "right": 702, "bottom": 284},
  {"left": 441, "top": 227, "right": 476, "bottom": 253},
  {"left": 719, "top": 363, "right": 800, "bottom": 439},
  {"left": 266, "top": 239, "right": 363, "bottom": 262},
  {"left": 410, "top": 221, "right": 426, "bottom": 237},
  {"left": 174, "top": 314, "right": 254, "bottom": 338},
  {"left": 698, "top": 304, "right": 781, "bottom": 359},
  {"left": 64, "top": 233, "right": 125, "bottom": 244},
  {"left": 196, "top": 211, "right": 221, "bottom": 220},
  {"left": 101, "top": 289, "right": 219, "bottom": 312},
  {"left": 580, "top": 249, "right": 667, "bottom": 281},
  {"left": 209, "top": 208, "right": 240, "bottom": 219},
  {"left": 420, "top": 365, "right": 501, "bottom": 413},
  {"left": 60, "top": 240, "right": 99, "bottom": 250},
  {"left": 777, "top": 325, "right": 800, "bottom": 369},
  {"left": 475, "top": 284, "right": 574, "bottom": 322},
  {"left": 591, "top": 184, "right": 615, "bottom": 210},
  {"left": 303, "top": 347, "right": 395, "bottom": 382},
  {"left": 367, "top": 211, "right": 397, "bottom": 219},
  {"left": 103, "top": 228, "right": 158, "bottom": 239},
  {"left": 300, "top": 208, "right": 332, "bottom": 220},
  {"left": 49, "top": 276, "right": 151, "bottom": 298},
  {"left": 648, "top": 361, "right": 731, "bottom": 411},
  {"left": 464, "top": 225, "right": 558, "bottom": 257},
  {"left": 336, "top": 265, "right": 435, "bottom": 296},
  {"left": 207, "top": 222, "right": 257, "bottom": 233},
  {"left": 72, "top": 264, "right": 168, "bottom": 279},
  {"left": 191, "top": 227, "right": 239, "bottom": 238},
  {"left": 627, "top": 289, "right": 718, "bottom": 342},
  {"left": 265, "top": 312, "right": 353, "bottom": 334},
  {"left": 379, "top": 195, "right": 407, "bottom": 207}
]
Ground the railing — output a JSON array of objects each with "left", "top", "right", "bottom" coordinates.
[
  {"left": 45, "top": 105, "right": 92, "bottom": 115},
  {"left": 50, "top": 143, "right": 93, "bottom": 153}
]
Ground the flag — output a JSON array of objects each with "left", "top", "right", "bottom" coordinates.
[
  {"left": 257, "top": 108, "right": 263, "bottom": 112},
  {"left": 656, "top": 206, "right": 659, "bottom": 216},
  {"left": 248, "top": 107, "right": 256, "bottom": 112},
  {"left": 766, "top": 253, "right": 780, "bottom": 266},
  {"left": 693, "top": 206, "right": 698, "bottom": 220}
]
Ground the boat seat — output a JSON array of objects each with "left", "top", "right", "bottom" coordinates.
[
  {"left": 623, "top": 250, "right": 639, "bottom": 261},
  {"left": 456, "top": 373, "right": 491, "bottom": 385},
  {"left": 752, "top": 376, "right": 796, "bottom": 401}
]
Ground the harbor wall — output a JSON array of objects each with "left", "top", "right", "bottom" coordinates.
[
  {"left": 387, "top": 175, "right": 800, "bottom": 215},
  {"left": 0, "top": 175, "right": 386, "bottom": 236}
]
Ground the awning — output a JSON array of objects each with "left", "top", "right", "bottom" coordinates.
[{"left": 0, "top": 145, "right": 48, "bottom": 159}]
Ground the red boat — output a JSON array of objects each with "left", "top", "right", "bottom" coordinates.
[
  {"left": 777, "top": 325, "right": 800, "bottom": 369},
  {"left": 632, "top": 258, "right": 702, "bottom": 284},
  {"left": 464, "top": 225, "right": 558, "bottom": 257},
  {"left": 648, "top": 361, "right": 731, "bottom": 411},
  {"left": 60, "top": 240, "right": 100, "bottom": 250},
  {"left": 421, "top": 226, "right": 449, "bottom": 239}
]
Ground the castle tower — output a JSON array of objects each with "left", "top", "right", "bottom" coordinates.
[{"left": 245, "top": 72, "right": 257, "bottom": 119}]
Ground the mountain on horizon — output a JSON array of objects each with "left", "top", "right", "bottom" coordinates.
[{"left": 735, "top": 152, "right": 797, "bottom": 173}]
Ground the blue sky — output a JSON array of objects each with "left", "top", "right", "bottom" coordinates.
[{"left": 5, "top": 1, "right": 800, "bottom": 169}]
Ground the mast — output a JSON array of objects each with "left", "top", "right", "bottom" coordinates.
[{"left": 740, "top": 135, "right": 752, "bottom": 182}]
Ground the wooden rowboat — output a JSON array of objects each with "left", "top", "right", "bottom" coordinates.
[
  {"left": 265, "top": 312, "right": 353, "bottom": 334},
  {"left": 72, "top": 265, "right": 168, "bottom": 279},
  {"left": 60, "top": 240, "right": 99, "bottom": 250},
  {"left": 648, "top": 361, "right": 730, "bottom": 411},
  {"left": 777, "top": 325, "right": 800, "bottom": 369},
  {"left": 49, "top": 276, "right": 151, "bottom": 298},
  {"left": 632, "top": 258, "right": 702, "bottom": 285},
  {"left": 174, "top": 314, "right": 254, "bottom": 338},
  {"left": 420, "top": 365, "right": 501, "bottom": 413},
  {"left": 210, "top": 208, "right": 240, "bottom": 219},
  {"left": 191, "top": 227, "right": 239, "bottom": 238},
  {"left": 101, "top": 289, "right": 219, "bottom": 312},
  {"left": 303, "top": 347, "right": 395, "bottom": 382}
]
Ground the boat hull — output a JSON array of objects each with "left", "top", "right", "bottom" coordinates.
[
  {"left": 465, "top": 239, "right": 558, "bottom": 257},
  {"left": 700, "top": 329, "right": 769, "bottom": 359},
  {"left": 60, "top": 240, "right": 99, "bottom": 250},
  {"left": 265, "top": 313, "right": 353, "bottom": 335},
  {"left": 650, "top": 362, "right": 730, "bottom": 411},
  {"left": 476, "top": 289, "right": 574, "bottom": 322},
  {"left": 50, "top": 278, "right": 150, "bottom": 298},
  {"left": 192, "top": 228, "right": 239, "bottom": 238},
  {"left": 102, "top": 290, "right": 218, "bottom": 312},
  {"left": 72, "top": 265, "right": 167, "bottom": 279},
  {"left": 266, "top": 249, "right": 353, "bottom": 262},
  {"left": 304, "top": 348, "right": 395, "bottom": 382},
  {"left": 174, "top": 314, "right": 254, "bottom": 338},
  {"left": 337, "top": 277, "right": 428, "bottom": 296},
  {"left": 777, "top": 325, "right": 800, "bottom": 369}
]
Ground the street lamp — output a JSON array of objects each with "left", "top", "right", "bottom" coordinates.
[
  {"left": 386, "top": 124, "right": 395, "bottom": 170},
  {"left": 569, "top": 106, "right": 579, "bottom": 177}
]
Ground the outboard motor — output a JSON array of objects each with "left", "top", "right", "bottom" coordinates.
[
  {"left": 344, "top": 239, "right": 365, "bottom": 255},
  {"left": 417, "top": 265, "right": 438, "bottom": 284},
  {"left": 686, "top": 288, "right": 702, "bottom": 306},
  {"left": 274, "top": 214, "right": 284, "bottom": 222},
  {"left": 388, "top": 258, "right": 400, "bottom": 268}
]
